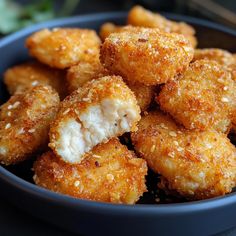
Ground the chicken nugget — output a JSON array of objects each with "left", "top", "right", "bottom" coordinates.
[
  {"left": 34, "top": 138, "right": 147, "bottom": 204},
  {"left": 0, "top": 85, "right": 60, "bottom": 165},
  {"left": 66, "top": 60, "right": 109, "bottom": 93},
  {"left": 49, "top": 75, "right": 141, "bottom": 163},
  {"left": 26, "top": 28, "right": 101, "bottom": 69},
  {"left": 131, "top": 111, "right": 236, "bottom": 200},
  {"left": 4, "top": 61, "right": 67, "bottom": 99},
  {"left": 158, "top": 59, "right": 236, "bottom": 133},
  {"left": 125, "top": 81, "right": 155, "bottom": 112},
  {"left": 100, "top": 27, "right": 194, "bottom": 86},
  {"left": 127, "top": 5, "right": 197, "bottom": 47},
  {"left": 99, "top": 22, "right": 125, "bottom": 41}
]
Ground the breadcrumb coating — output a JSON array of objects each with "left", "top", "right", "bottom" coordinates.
[
  {"left": 26, "top": 28, "right": 101, "bottom": 69},
  {"left": 34, "top": 138, "right": 147, "bottom": 204},
  {"left": 49, "top": 75, "right": 141, "bottom": 163},
  {"left": 100, "top": 27, "right": 194, "bottom": 86},
  {"left": 99, "top": 22, "right": 125, "bottom": 41},
  {"left": 66, "top": 60, "right": 109, "bottom": 93},
  {"left": 127, "top": 5, "right": 197, "bottom": 47},
  {"left": 4, "top": 61, "right": 67, "bottom": 99},
  {"left": 158, "top": 59, "right": 236, "bottom": 133},
  {"left": 0, "top": 85, "right": 60, "bottom": 165},
  {"left": 131, "top": 111, "right": 236, "bottom": 200},
  {"left": 125, "top": 81, "right": 155, "bottom": 112}
]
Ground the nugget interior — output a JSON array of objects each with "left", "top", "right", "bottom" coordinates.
[
  {"left": 56, "top": 98, "right": 139, "bottom": 163},
  {"left": 50, "top": 76, "right": 141, "bottom": 163}
]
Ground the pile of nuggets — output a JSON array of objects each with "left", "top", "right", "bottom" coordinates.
[{"left": 1, "top": 5, "right": 236, "bottom": 203}]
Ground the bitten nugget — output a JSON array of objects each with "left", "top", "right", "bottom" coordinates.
[
  {"left": 49, "top": 76, "right": 141, "bottom": 163},
  {"left": 0, "top": 85, "right": 60, "bottom": 165},
  {"left": 34, "top": 138, "right": 147, "bottom": 204},
  {"left": 26, "top": 28, "right": 101, "bottom": 69},
  {"left": 66, "top": 60, "right": 109, "bottom": 93},
  {"left": 158, "top": 59, "right": 236, "bottom": 133},
  {"left": 126, "top": 81, "right": 155, "bottom": 112},
  {"left": 4, "top": 61, "right": 67, "bottom": 99},
  {"left": 127, "top": 5, "right": 197, "bottom": 47},
  {"left": 131, "top": 111, "right": 236, "bottom": 200},
  {"left": 100, "top": 27, "right": 194, "bottom": 86}
]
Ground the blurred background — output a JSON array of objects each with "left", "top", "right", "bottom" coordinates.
[{"left": 0, "top": 0, "right": 235, "bottom": 36}]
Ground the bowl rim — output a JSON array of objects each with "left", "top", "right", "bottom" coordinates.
[{"left": 0, "top": 11, "right": 236, "bottom": 215}]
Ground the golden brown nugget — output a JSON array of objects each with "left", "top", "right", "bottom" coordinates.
[
  {"left": 4, "top": 61, "right": 67, "bottom": 99},
  {"left": 127, "top": 5, "right": 197, "bottom": 47},
  {"left": 66, "top": 60, "right": 109, "bottom": 93},
  {"left": 193, "top": 48, "right": 236, "bottom": 82},
  {"left": 193, "top": 48, "right": 236, "bottom": 67},
  {"left": 26, "top": 28, "right": 101, "bottom": 69},
  {"left": 0, "top": 85, "right": 60, "bottom": 165},
  {"left": 158, "top": 60, "right": 236, "bottom": 133},
  {"left": 49, "top": 76, "right": 141, "bottom": 163},
  {"left": 34, "top": 138, "right": 147, "bottom": 204},
  {"left": 100, "top": 27, "right": 194, "bottom": 86},
  {"left": 131, "top": 111, "right": 236, "bottom": 200},
  {"left": 99, "top": 22, "right": 125, "bottom": 41},
  {"left": 126, "top": 81, "right": 155, "bottom": 112}
]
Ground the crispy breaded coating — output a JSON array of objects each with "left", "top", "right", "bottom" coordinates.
[
  {"left": 0, "top": 85, "right": 60, "bottom": 165},
  {"left": 127, "top": 5, "right": 197, "bottom": 47},
  {"left": 49, "top": 76, "right": 141, "bottom": 164},
  {"left": 99, "top": 22, "right": 124, "bottom": 41},
  {"left": 193, "top": 48, "right": 236, "bottom": 67},
  {"left": 26, "top": 28, "right": 101, "bottom": 69},
  {"left": 193, "top": 48, "right": 236, "bottom": 82},
  {"left": 34, "top": 138, "right": 147, "bottom": 204},
  {"left": 4, "top": 61, "right": 67, "bottom": 99},
  {"left": 158, "top": 59, "right": 236, "bottom": 133},
  {"left": 100, "top": 27, "right": 194, "bottom": 86},
  {"left": 126, "top": 81, "right": 155, "bottom": 112},
  {"left": 131, "top": 111, "right": 236, "bottom": 200},
  {"left": 66, "top": 60, "right": 109, "bottom": 93}
]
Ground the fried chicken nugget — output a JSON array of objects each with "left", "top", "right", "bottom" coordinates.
[
  {"left": 127, "top": 5, "right": 197, "bottom": 47},
  {"left": 100, "top": 27, "right": 194, "bottom": 86},
  {"left": 0, "top": 85, "right": 60, "bottom": 165},
  {"left": 131, "top": 111, "right": 236, "bottom": 200},
  {"left": 26, "top": 28, "right": 101, "bottom": 69},
  {"left": 125, "top": 81, "right": 155, "bottom": 112},
  {"left": 49, "top": 76, "right": 141, "bottom": 164},
  {"left": 4, "top": 61, "right": 67, "bottom": 99},
  {"left": 193, "top": 48, "right": 236, "bottom": 67},
  {"left": 99, "top": 22, "right": 124, "bottom": 41},
  {"left": 66, "top": 60, "right": 109, "bottom": 93},
  {"left": 34, "top": 138, "right": 147, "bottom": 204},
  {"left": 158, "top": 59, "right": 236, "bottom": 133}
]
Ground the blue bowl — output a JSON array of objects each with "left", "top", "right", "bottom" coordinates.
[{"left": 0, "top": 12, "right": 236, "bottom": 236}]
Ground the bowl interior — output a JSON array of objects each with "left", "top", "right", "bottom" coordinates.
[{"left": 0, "top": 12, "right": 236, "bottom": 205}]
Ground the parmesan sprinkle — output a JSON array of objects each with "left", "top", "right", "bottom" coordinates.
[
  {"left": 31, "top": 81, "right": 39, "bottom": 86},
  {"left": 28, "top": 128, "right": 35, "bottom": 133},
  {"left": 177, "top": 147, "right": 184, "bottom": 152},
  {"left": 5, "top": 123, "right": 11, "bottom": 129},
  {"left": 7, "top": 111, "right": 11, "bottom": 116},
  {"left": 106, "top": 174, "right": 114, "bottom": 182},
  {"left": 12, "top": 101, "right": 20, "bottom": 108},
  {"left": 151, "top": 145, "right": 156, "bottom": 152},
  {"left": 173, "top": 141, "right": 179, "bottom": 146},
  {"left": 74, "top": 180, "right": 80, "bottom": 187},
  {"left": 223, "top": 86, "right": 228, "bottom": 91},
  {"left": 221, "top": 97, "right": 229, "bottom": 103},
  {"left": 63, "top": 108, "right": 70, "bottom": 115},
  {"left": 169, "top": 131, "right": 177, "bottom": 137}
]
